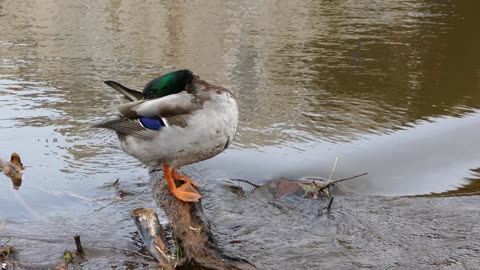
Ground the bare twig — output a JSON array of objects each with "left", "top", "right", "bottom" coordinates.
[
  {"left": 317, "top": 173, "right": 368, "bottom": 192},
  {"left": 318, "top": 196, "right": 335, "bottom": 217},
  {"left": 231, "top": 179, "right": 261, "bottom": 188},
  {"left": 326, "top": 197, "right": 335, "bottom": 214}
]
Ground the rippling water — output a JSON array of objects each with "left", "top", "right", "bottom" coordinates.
[{"left": 0, "top": 0, "right": 479, "bottom": 268}]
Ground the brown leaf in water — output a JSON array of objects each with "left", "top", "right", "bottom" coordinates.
[
  {"left": 0, "top": 153, "right": 24, "bottom": 190},
  {"left": 274, "top": 180, "right": 302, "bottom": 198}
]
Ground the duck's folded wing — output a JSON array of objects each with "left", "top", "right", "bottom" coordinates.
[
  {"left": 93, "top": 118, "right": 158, "bottom": 139},
  {"left": 96, "top": 92, "right": 208, "bottom": 136},
  {"left": 117, "top": 92, "right": 206, "bottom": 119}
]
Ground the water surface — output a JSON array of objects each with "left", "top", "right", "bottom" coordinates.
[{"left": 0, "top": 0, "right": 479, "bottom": 268}]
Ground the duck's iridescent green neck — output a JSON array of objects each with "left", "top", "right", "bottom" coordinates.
[{"left": 142, "top": 69, "right": 194, "bottom": 99}]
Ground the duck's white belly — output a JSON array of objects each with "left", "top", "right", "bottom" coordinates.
[{"left": 119, "top": 93, "right": 238, "bottom": 168}]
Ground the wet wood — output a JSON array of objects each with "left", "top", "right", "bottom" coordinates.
[
  {"left": 132, "top": 208, "right": 174, "bottom": 270},
  {"left": 149, "top": 169, "right": 256, "bottom": 270},
  {"left": 74, "top": 234, "right": 84, "bottom": 254}
]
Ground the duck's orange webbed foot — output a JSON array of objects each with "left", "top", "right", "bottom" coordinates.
[
  {"left": 172, "top": 182, "right": 202, "bottom": 202},
  {"left": 164, "top": 165, "right": 202, "bottom": 203},
  {"left": 172, "top": 168, "right": 201, "bottom": 188}
]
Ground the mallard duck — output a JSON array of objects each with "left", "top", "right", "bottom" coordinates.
[
  {"left": 95, "top": 70, "right": 239, "bottom": 202},
  {"left": 0, "top": 152, "right": 24, "bottom": 189}
]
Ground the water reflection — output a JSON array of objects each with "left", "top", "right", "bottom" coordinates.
[
  {"left": 429, "top": 168, "right": 480, "bottom": 197},
  {"left": 1, "top": 0, "right": 478, "bottom": 145}
]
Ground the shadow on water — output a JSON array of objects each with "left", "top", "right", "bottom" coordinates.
[{"left": 0, "top": 0, "right": 479, "bottom": 268}]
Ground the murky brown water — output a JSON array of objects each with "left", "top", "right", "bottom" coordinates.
[{"left": 0, "top": 0, "right": 479, "bottom": 269}]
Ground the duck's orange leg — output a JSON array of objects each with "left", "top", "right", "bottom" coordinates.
[
  {"left": 172, "top": 168, "right": 201, "bottom": 188},
  {"left": 163, "top": 165, "right": 201, "bottom": 202}
]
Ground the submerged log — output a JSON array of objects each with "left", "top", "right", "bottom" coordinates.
[{"left": 148, "top": 169, "right": 256, "bottom": 270}]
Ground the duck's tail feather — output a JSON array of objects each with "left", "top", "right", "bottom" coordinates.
[{"left": 104, "top": 80, "right": 143, "bottom": 101}]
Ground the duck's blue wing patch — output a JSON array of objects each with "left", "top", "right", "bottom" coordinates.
[{"left": 139, "top": 117, "right": 165, "bottom": 130}]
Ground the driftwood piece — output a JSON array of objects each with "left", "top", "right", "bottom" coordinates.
[
  {"left": 149, "top": 170, "right": 256, "bottom": 270},
  {"left": 132, "top": 208, "right": 174, "bottom": 270}
]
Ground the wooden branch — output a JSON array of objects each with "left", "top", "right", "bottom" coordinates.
[
  {"left": 149, "top": 170, "right": 256, "bottom": 270},
  {"left": 229, "top": 179, "right": 261, "bottom": 188},
  {"left": 316, "top": 172, "right": 368, "bottom": 192}
]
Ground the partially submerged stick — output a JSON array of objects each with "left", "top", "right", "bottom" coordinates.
[
  {"left": 74, "top": 234, "right": 84, "bottom": 255},
  {"left": 132, "top": 208, "right": 173, "bottom": 270},
  {"left": 315, "top": 172, "right": 368, "bottom": 193},
  {"left": 149, "top": 169, "right": 256, "bottom": 270}
]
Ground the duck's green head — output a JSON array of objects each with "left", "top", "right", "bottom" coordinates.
[{"left": 142, "top": 69, "right": 194, "bottom": 99}]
